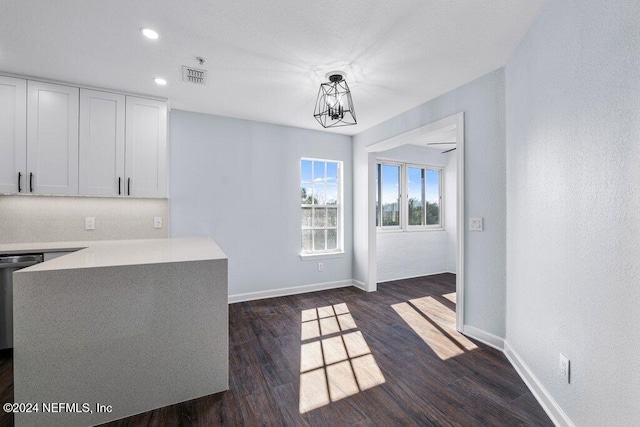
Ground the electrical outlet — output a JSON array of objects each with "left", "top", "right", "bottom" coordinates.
[
  {"left": 85, "top": 217, "right": 95, "bottom": 230},
  {"left": 318, "top": 262, "right": 324, "bottom": 272},
  {"left": 154, "top": 216, "right": 163, "bottom": 229},
  {"left": 469, "top": 217, "right": 484, "bottom": 231},
  {"left": 559, "top": 353, "right": 570, "bottom": 383}
]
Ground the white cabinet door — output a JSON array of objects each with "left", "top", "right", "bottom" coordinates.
[
  {"left": 125, "top": 96, "right": 167, "bottom": 198},
  {"left": 0, "top": 76, "right": 27, "bottom": 193},
  {"left": 27, "top": 81, "right": 79, "bottom": 195},
  {"left": 79, "top": 89, "right": 125, "bottom": 196}
]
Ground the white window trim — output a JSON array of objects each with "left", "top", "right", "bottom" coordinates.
[
  {"left": 300, "top": 157, "right": 344, "bottom": 256},
  {"left": 300, "top": 251, "right": 345, "bottom": 260},
  {"left": 376, "top": 159, "right": 444, "bottom": 232}
]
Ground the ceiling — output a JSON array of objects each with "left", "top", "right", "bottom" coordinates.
[
  {"left": 411, "top": 127, "right": 457, "bottom": 152},
  {"left": 0, "top": 0, "right": 546, "bottom": 136}
]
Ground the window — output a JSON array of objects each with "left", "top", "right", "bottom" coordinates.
[
  {"left": 376, "top": 163, "right": 401, "bottom": 228},
  {"left": 301, "top": 159, "right": 342, "bottom": 254},
  {"left": 408, "top": 166, "right": 441, "bottom": 227},
  {"left": 376, "top": 161, "right": 442, "bottom": 230}
]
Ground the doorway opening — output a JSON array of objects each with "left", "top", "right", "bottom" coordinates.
[{"left": 365, "top": 113, "right": 465, "bottom": 331}]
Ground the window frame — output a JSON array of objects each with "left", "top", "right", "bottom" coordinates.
[
  {"left": 376, "top": 159, "right": 444, "bottom": 233},
  {"left": 300, "top": 157, "right": 344, "bottom": 257}
]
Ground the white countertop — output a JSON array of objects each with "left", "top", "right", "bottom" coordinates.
[{"left": 0, "top": 237, "right": 227, "bottom": 272}]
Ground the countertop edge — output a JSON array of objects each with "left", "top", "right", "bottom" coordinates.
[{"left": 1, "top": 237, "right": 227, "bottom": 273}]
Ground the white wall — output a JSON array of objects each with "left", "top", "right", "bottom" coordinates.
[
  {"left": 375, "top": 145, "right": 456, "bottom": 282},
  {"left": 0, "top": 195, "right": 168, "bottom": 243},
  {"left": 353, "top": 69, "right": 506, "bottom": 337},
  {"left": 352, "top": 140, "right": 376, "bottom": 289},
  {"left": 445, "top": 150, "right": 457, "bottom": 273},
  {"left": 505, "top": 0, "right": 640, "bottom": 424},
  {"left": 169, "top": 110, "right": 353, "bottom": 297}
]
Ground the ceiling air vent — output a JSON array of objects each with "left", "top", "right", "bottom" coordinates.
[{"left": 182, "top": 66, "right": 207, "bottom": 85}]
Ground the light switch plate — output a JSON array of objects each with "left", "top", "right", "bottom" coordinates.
[
  {"left": 154, "top": 216, "right": 163, "bottom": 229},
  {"left": 469, "top": 217, "right": 483, "bottom": 231},
  {"left": 85, "top": 217, "right": 96, "bottom": 230},
  {"left": 559, "top": 353, "right": 570, "bottom": 383}
]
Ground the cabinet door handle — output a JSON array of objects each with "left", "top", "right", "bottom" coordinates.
[
  {"left": 127, "top": 178, "right": 131, "bottom": 196},
  {"left": 118, "top": 177, "right": 121, "bottom": 195},
  {"left": 29, "top": 173, "right": 33, "bottom": 193},
  {"left": 18, "top": 172, "right": 21, "bottom": 193}
]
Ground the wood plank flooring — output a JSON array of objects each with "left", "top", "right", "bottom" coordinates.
[{"left": 0, "top": 274, "right": 551, "bottom": 426}]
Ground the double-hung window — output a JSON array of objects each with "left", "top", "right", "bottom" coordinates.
[
  {"left": 376, "top": 161, "right": 442, "bottom": 230},
  {"left": 301, "top": 158, "right": 342, "bottom": 254}
]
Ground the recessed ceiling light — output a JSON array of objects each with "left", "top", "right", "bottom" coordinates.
[
  {"left": 141, "top": 28, "right": 160, "bottom": 40},
  {"left": 154, "top": 78, "right": 167, "bottom": 86}
]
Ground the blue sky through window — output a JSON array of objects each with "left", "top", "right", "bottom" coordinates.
[
  {"left": 381, "top": 164, "right": 399, "bottom": 204},
  {"left": 426, "top": 169, "right": 439, "bottom": 203},
  {"left": 301, "top": 160, "right": 312, "bottom": 183},
  {"left": 407, "top": 167, "right": 422, "bottom": 201}
]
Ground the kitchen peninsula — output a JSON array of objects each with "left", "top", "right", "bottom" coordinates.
[{"left": 2, "top": 237, "right": 228, "bottom": 426}]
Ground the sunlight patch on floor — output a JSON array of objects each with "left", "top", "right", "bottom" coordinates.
[
  {"left": 301, "top": 303, "right": 357, "bottom": 340},
  {"left": 391, "top": 295, "right": 477, "bottom": 360},
  {"left": 442, "top": 292, "right": 456, "bottom": 304},
  {"left": 299, "top": 304, "right": 385, "bottom": 414}
]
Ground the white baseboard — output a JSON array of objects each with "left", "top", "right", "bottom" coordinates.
[
  {"left": 228, "top": 280, "right": 359, "bottom": 304},
  {"left": 352, "top": 280, "right": 366, "bottom": 291},
  {"left": 504, "top": 341, "right": 574, "bottom": 427},
  {"left": 229, "top": 280, "right": 572, "bottom": 427},
  {"left": 378, "top": 271, "right": 455, "bottom": 283},
  {"left": 462, "top": 325, "right": 505, "bottom": 351}
]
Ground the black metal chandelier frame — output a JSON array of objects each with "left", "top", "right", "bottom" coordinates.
[{"left": 313, "top": 72, "right": 357, "bottom": 128}]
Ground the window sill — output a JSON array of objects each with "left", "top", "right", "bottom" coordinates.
[
  {"left": 376, "top": 227, "right": 403, "bottom": 233},
  {"left": 377, "top": 227, "right": 444, "bottom": 234},
  {"left": 300, "top": 251, "right": 345, "bottom": 260},
  {"left": 406, "top": 227, "right": 445, "bottom": 233}
]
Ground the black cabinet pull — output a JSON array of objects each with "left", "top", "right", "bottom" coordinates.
[
  {"left": 127, "top": 178, "right": 131, "bottom": 196},
  {"left": 118, "top": 177, "right": 121, "bottom": 195},
  {"left": 29, "top": 173, "right": 33, "bottom": 193},
  {"left": 18, "top": 172, "right": 21, "bottom": 193}
]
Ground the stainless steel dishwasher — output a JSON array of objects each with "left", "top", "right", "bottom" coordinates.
[{"left": 0, "top": 254, "right": 43, "bottom": 350}]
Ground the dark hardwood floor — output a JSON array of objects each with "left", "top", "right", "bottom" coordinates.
[{"left": 0, "top": 274, "right": 551, "bottom": 426}]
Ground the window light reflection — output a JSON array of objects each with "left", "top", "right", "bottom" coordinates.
[
  {"left": 299, "top": 304, "right": 385, "bottom": 414},
  {"left": 442, "top": 292, "right": 456, "bottom": 304},
  {"left": 392, "top": 296, "right": 477, "bottom": 360}
]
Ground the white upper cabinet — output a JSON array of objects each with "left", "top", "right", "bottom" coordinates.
[
  {"left": 27, "top": 81, "right": 79, "bottom": 195},
  {"left": 79, "top": 89, "right": 126, "bottom": 196},
  {"left": 125, "top": 96, "right": 167, "bottom": 198},
  {"left": 0, "top": 76, "right": 27, "bottom": 193},
  {"left": 1, "top": 75, "right": 167, "bottom": 198}
]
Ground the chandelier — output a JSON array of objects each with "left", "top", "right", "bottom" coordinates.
[{"left": 313, "top": 72, "right": 357, "bottom": 128}]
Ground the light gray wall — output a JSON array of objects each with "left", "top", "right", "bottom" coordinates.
[
  {"left": 353, "top": 69, "right": 506, "bottom": 337},
  {"left": 444, "top": 150, "right": 457, "bottom": 273},
  {"left": 352, "top": 139, "right": 376, "bottom": 289},
  {"left": 0, "top": 195, "right": 168, "bottom": 243},
  {"left": 505, "top": 0, "right": 640, "bottom": 424},
  {"left": 169, "top": 110, "right": 353, "bottom": 296},
  {"left": 376, "top": 145, "right": 456, "bottom": 282}
]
